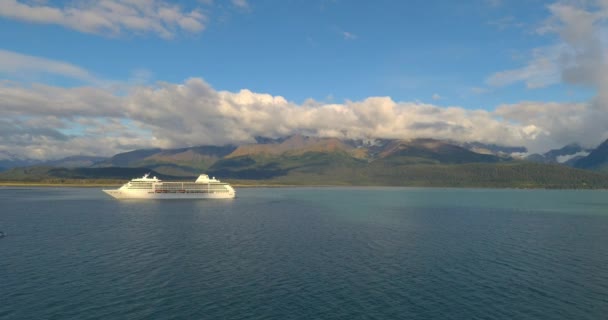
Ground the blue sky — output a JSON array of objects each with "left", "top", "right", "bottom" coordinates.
[
  {"left": 0, "top": 0, "right": 588, "bottom": 105},
  {"left": 0, "top": 0, "right": 607, "bottom": 158}
]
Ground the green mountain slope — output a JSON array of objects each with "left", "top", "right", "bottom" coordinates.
[
  {"left": 0, "top": 166, "right": 185, "bottom": 182},
  {"left": 210, "top": 151, "right": 365, "bottom": 179},
  {"left": 227, "top": 135, "right": 368, "bottom": 159},
  {"left": 377, "top": 139, "right": 502, "bottom": 164},
  {"left": 256, "top": 161, "right": 608, "bottom": 188},
  {"left": 95, "top": 145, "right": 237, "bottom": 176},
  {"left": 362, "top": 162, "right": 608, "bottom": 188}
]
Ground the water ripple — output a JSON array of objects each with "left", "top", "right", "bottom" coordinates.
[{"left": 2, "top": 187, "right": 608, "bottom": 319}]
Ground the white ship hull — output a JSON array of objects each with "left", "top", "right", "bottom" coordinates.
[{"left": 103, "top": 189, "right": 235, "bottom": 200}]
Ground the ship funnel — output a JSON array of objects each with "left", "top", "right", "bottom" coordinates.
[{"left": 195, "top": 174, "right": 210, "bottom": 183}]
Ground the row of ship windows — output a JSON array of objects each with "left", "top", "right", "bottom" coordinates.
[
  {"left": 158, "top": 184, "right": 226, "bottom": 187},
  {"left": 161, "top": 184, "right": 227, "bottom": 187},
  {"left": 128, "top": 187, "right": 229, "bottom": 190},
  {"left": 152, "top": 190, "right": 230, "bottom": 193},
  {"left": 158, "top": 186, "right": 227, "bottom": 189}
]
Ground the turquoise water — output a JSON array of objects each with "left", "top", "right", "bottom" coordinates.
[{"left": 1, "top": 187, "right": 607, "bottom": 319}]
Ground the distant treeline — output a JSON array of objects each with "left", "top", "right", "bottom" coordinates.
[{"left": 2, "top": 152, "right": 608, "bottom": 189}]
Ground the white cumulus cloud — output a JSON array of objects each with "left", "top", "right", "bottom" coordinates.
[{"left": 0, "top": 77, "right": 592, "bottom": 159}]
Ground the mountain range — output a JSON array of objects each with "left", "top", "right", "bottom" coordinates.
[
  {"left": 2, "top": 135, "right": 608, "bottom": 188},
  {"left": 525, "top": 144, "right": 591, "bottom": 166},
  {"left": 0, "top": 152, "right": 106, "bottom": 172},
  {"left": 572, "top": 139, "right": 608, "bottom": 171}
]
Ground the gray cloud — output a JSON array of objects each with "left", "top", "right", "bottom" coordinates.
[
  {"left": 488, "top": 1, "right": 608, "bottom": 91},
  {"left": 409, "top": 121, "right": 468, "bottom": 135},
  {"left": 484, "top": 0, "right": 608, "bottom": 150},
  {"left": 0, "top": 119, "right": 69, "bottom": 142},
  {"left": 0, "top": 49, "right": 98, "bottom": 83},
  {"left": 0, "top": 82, "right": 123, "bottom": 118},
  {"left": 486, "top": 46, "right": 563, "bottom": 88},
  {"left": 0, "top": 0, "right": 206, "bottom": 38}
]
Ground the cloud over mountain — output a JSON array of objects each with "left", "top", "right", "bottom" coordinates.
[{"left": 0, "top": 76, "right": 580, "bottom": 160}]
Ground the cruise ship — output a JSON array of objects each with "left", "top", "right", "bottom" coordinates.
[{"left": 103, "top": 174, "right": 236, "bottom": 199}]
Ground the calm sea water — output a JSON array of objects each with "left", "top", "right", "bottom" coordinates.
[{"left": 1, "top": 187, "right": 608, "bottom": 319}]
